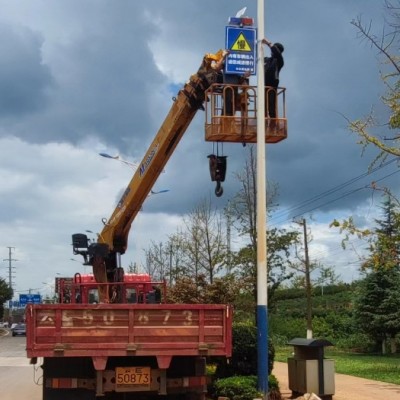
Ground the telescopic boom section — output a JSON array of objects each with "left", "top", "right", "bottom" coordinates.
[{"left": 100, "top": 62, "right": 221, "bottom": 254}]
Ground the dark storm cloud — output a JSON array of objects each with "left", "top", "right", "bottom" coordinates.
[
  {"left": 0, "top": 0, "right": 395, "bottom": 219},
  {"left": 0, "top": 0, "right": 396, "bottom": 292},
  {"left": 258, "top": 0, "right": 394, "bottom": 214},
  {"left": 0, "top": 23, "right": 53, "bottom": 117},
  {"left": 0, "top": 1, "right": 166, "bottom": 153}
]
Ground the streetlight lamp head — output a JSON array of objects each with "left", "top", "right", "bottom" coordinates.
[
  {"left": 99, "top": 152, "right": 138, "bottom": 169},
  {"left": 99, "top": 152, "right": 118, "bottom": 160}
]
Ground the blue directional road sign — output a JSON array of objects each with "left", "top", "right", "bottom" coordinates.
[
  {"left": 19, "top": 293, "right": 42, "bottom": 306},
  {"left": 225, "top": 26, "right": 256, "bottom": 75}
]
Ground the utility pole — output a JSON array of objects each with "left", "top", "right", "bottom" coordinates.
[
  {"left": 226, "top": 201, "right": 232, "bottom": 269},
  {"left": 4, "top": 247, "right": 17, "bottom": 322},
  {"left": 4, "top": 246, "right": 17, "bottom": 293},
  {"left": 297, "top": 219, "right": 313, "bottom": 339},
  {"left": 169, "top": 243, "right": 173, "bottom": 286}
]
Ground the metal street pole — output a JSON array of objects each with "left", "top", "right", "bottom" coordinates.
[{"left": 256, "top": 0, "right": 268, "bottom": 397}]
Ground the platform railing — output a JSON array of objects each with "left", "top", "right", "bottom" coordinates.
[{"left": 204, "top": 83, "right": 287, "bottom": 143}]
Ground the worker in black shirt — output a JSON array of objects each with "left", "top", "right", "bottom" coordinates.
[{"left": 262, "top": 37, "right": 284, "bottom": 119}]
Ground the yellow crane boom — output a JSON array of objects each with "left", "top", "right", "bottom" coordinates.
[{"left": 72, "top": 51, "right": 226, "bottom": 301}]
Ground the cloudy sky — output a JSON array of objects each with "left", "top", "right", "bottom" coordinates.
[{"left": 0, "top": 0, "right": 398, "bottom": 299}]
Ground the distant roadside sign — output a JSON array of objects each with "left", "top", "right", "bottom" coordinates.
[
  {"left": 8, "top": 300, "right": 20, "bottom": 308},
  {"left": 19, "top": 293, "right": 41, "bottom": 306}
]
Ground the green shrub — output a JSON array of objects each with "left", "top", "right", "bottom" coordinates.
[
  {"left": 312, "top": 316, "right": 335, "bottom": 340},
  {"left": 268, "top": 375, "right": 282, "bottom": 400},
  {"left": 213, "top": 376, "right": 261, "bottom": 400},
  {"left": 334, "top": 333, "right": 375, "bottom": 353},
  {"left": 215, "top": 322, "right": 275, "bottom": 377},
  {"left": 269, "top": 315, "right": 306, "bottom": 342},
  {"left": 213, "top": 375, "right": 281, "bottom": 400}
]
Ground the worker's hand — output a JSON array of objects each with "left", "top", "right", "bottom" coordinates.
[
  {"left": 222, "top": 49, "right": 230, "bottom": 58},
  {"left": 262, "top": 38, "right": 272, "bottom": 46}
]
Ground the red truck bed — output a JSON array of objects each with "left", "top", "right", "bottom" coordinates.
[{"left": 26, "top": 303, "right": 232, "bottom": 360}]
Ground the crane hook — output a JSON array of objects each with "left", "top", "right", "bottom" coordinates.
[
  {"left": 215, "top": 181, "right": 223, "bottom": 197},
  {"left": 208, "top": 154, "right": 227, "bottom": 197}
]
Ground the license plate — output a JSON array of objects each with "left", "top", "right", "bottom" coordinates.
[{"left": 115, "top": 367, "right": 151, "bottom": 389}]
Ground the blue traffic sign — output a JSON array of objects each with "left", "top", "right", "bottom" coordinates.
[
  {"left": 19, "top": 293, "right": 42, "bottom": 306},
  {"left": 8, "top": 300, "right": 20, "bottom": 308},
  {"left": 225, "top": 26, "right": 256, "bottom": 75}
]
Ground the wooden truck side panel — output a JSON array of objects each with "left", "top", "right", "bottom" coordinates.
[{"left": 26, "top": 303, "right": 232, "bottom": 359}]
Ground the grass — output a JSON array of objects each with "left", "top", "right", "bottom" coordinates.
[{"left": 275, "top": 346, "right": 400, "bottom": 385}]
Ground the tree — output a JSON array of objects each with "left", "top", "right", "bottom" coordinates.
[
  {"left": 331, "top": 196, "right": 400, "bottom": 270},
  {"left": 229, "top": 146, "right": 298, "bottom": 310},
  {"left": 165, "top": 232, "right": 187, "bottom": 285},
  {"left": 355, "top": 196, "right": 400, "bottom": 271},
  {"left": 369, "top": 196, "right": 400, "bottom": 270},
  {"left": 127, "top": 261, "right": 139, "bottom": 273},
  {"left": 352, "top": 197, "right": 400, "bottom": 353},
  {"left": 167, "top": 273, "right": 244, "bottom": 305},
  {"left": 142, "top": 233, "right": 187, "bottom": 283},
  {"left": 143, "top": 241, "right": 169, "bottom": 280},
  {"left": 348, "top": 1, "right": 400, "bottom": 164},
  {"left": 292, "top": 218, "right": 315, "bottom": 338},
  {"left": 141, "top": 198, "right": 227, "bottom": 286},
  {"left": 353, "top": 267, "right": 400, "bottom": 353},
  {"left": 0, "top": 278, "right": 13, "bottom": 320},
  {"left": 182, "top": 198, "right": 227, "bottom": 284},
  {"left": 315, "top": 265, "right": 341, "bottom": 295}
]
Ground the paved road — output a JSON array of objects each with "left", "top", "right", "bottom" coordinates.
[
  {"left": 273, "top": 361, "right": 400, "bottom": 400},
  {"left": 0, "top": 329, "right": 42, "bottom": 400},
  {"left": 3, "top": 328, "right": 400, "bottom": 400}
]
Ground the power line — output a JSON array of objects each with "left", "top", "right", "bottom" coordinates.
[
  {"left": 292, "top": 169, "right": 400, "bottom": 221},
  {"left": 270, "top": 158, "right": 400, "bottom": 226}
]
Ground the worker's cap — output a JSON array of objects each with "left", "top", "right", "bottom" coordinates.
[{"left": 274, "top": 43, "right": 284, "bottom": 53}]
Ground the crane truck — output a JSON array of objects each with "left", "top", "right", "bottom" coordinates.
[
  {"left": 26, "top": 37, "right": 288, "bottom": 398},
  {"left": 26, "top": 50, "right": 233, "bottom": 400}
]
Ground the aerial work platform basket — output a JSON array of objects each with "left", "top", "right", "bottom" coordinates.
[{"left": 204, "top": 83, "right": 287, "bottom": 144}]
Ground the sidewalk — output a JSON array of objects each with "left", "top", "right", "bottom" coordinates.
[{"left": 273, "top": 362, "right": 400, "bottom": 400}]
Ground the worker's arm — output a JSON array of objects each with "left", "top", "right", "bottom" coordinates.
[{"left": 262, "top": 38, "right": 284, "bottom": 67}]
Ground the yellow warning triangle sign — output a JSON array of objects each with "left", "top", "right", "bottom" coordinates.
[{"left": 231, "top": 32, "right": 252, "bottom": 51}]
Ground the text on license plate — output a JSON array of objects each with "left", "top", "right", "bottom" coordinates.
[{"left": 116, "top": 366, "right": 151, "bottom": 386}]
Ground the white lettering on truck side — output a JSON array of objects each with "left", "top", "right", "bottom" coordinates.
[
  {"left": 138, "top": 312, "right": 149, "bottom": 324},
  {"left": 41, "top": 309, "right": 200, "bottom": 328},
  {"left": 82, "top": 310, "right": 94, "bottom": 325},
  {"left": 59, "top": 310, "right": 115, "bottom": 327},
  {"left": 182, "top": 310, "right": 193, "bottom": 326},
  {"left": 62, "top": 311, "right": 73, "bottom": 327},
  {"left": 103, "top": 311, "right": 114, "bottom": 325},
  {"left": 163, "top": 310, "right": 171, "bottom": 325}
]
